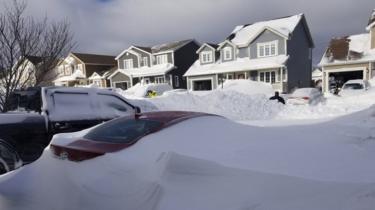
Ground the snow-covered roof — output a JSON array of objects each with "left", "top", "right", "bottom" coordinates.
[
  {"left": 319, "top": 33, "right": 375, "bottom": 66},
  {"left": 312, "top": 68, "right": 322, "bottom": 77},
  {"left": 229, "top": 14, "right": 303, "bottom": 47},
  {"left": 184, "top": 55, "right": 289, "bottom": 77},
  {"left": 112, "top": 63, "right": 175, "bottom": 78},
  {"left": 366, "top": 9, "right": 375, "bottom": 30},
  {"left": 54, "top": 70, "right": 85, "bottom": 82}
]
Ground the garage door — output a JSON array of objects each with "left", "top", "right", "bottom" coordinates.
[{"left": 193, "top": 80, "right": 212, "bottom": 91}]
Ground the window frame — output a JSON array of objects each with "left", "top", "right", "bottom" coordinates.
[
  {"left": 259, "top": 70, "right": 278, "bottom": 84},
  {"left": 123, "top": 59, "right": 134, "bottom": 69},
  {"left": 223, "top": 47, "right": 233, "bottom": 61},
  {"left": 257, "top": 40, "right": 278, "bottom": 58},
  {"left": 156, "top": 54, "right": 168, "bottom": 65},
  {"left": 155, "top": 76, "right": 165, "bottom": 84},
  {"left": 174, "top": 75, "right": 179, "bottom": 87},
  {"left": 201, "top": 51, "right": 213, "bottom": 63},
  {"left": 142, "top": 57, "right": 148, "bottom": 67}
]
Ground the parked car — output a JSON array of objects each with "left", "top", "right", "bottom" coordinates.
[
  {"left": 287, "top": 88, "right": 325, "bottom": 105},
  {"left": 50, "top": 111, "right": 213, "bottom": 162},
  {"left": 339, "top": 79, "right": 370, "bottom": 96},
  {"left": 0, "top": 87, "right": 139, "bottom": 174}
]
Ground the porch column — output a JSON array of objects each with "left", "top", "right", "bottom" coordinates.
[
  {"left": 130, "top": 75, "right": 133, "bottom": 87},
  {"left": 244, "top": 72, "right": 248, "bottom": 80},
  {"left": 280, "top": 68, "right": 283, "bottom": 92}
]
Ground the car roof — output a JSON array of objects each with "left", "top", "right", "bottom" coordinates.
[{"left": 344, "top": 79, "right": 365, "bottom": 84}]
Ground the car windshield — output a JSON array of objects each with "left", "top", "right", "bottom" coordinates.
[
  {"left": 84, "top": 118, "right": 163, "bottom": 143},
  {"left": 343, "top": 83, "right": 363, "bottom": 90}
]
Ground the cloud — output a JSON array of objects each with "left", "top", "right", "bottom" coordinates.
[{"left": 10, "top": 0, "right": 375, "bottom": 64}]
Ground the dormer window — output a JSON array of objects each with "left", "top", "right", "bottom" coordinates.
[
  {"left": 257, "top": 40, "right": 278, "bottom": 57},
  {"left": 201, "top": 51, "right": 213, "bottom": 63},
  {"left": 156, "top": 54, "right": 168, "bottom": 64},
  {"left": 223, "top": 47, "right": 233, "bottom": 61},
  {"left": 124, "top": 59, "right": 133, "bottom": 69}
]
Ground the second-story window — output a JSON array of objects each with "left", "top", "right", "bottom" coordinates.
[
  {"left": 257, "top": 41, "right": 278, "bottom": 57},
  {"left": 142, "top": 57, "right": 148, "bottom": 67},
  {"left": 156, "top": 54, "right": 168, "bottom": 65},
  {"left": 77, "top": 64, "right": 83, "bottom": 72},
  {"left": 223, "top": 47, "right": 233, "bottom": 61},
  {"left": 124, "top": 59, "right": 133, "bottom": 69},
  {"left": 201, "top": 51, "right": 213, "bottom": 63}
]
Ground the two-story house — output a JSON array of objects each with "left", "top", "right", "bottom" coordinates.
[
  {"left": 54, "top": 52, "right": 116, "bottom": 87},
  {"left": 184, "top": 14, "right": 314, "bottom": 93},
  {"left": 108, "top": 39, "right": 199, "bottom": 90},
  {"left": 319, "top": 9, "right": 375, "bottom": 93}
]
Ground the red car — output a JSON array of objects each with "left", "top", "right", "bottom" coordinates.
[{"left": 50, "top": 111, "right": 214, "bottom": 162}]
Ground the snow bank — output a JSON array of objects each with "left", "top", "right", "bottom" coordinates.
[
  {"left": 120, "top": 83, "right": 172, "bottom": 98},
  {"left": 218, "top": 79, "right": 274, "bottom": 96}
]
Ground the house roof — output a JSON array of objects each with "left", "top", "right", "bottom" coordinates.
[
  {"left": 366, "top": 9, "right": 375, "bottom": 30},
  {"left": 184, "top": 55, "right": 289, "bottom": 77},
  {"left": 110, "top": 63, "right": 175, "bottom": 79},
  {"left": 151, "top": 39, "right": 196, "bottom": 53},
  {"left": 25, "top": 55, "right": 43, "bottom": 65},
  {"left": 196, "top": 43, "right": 218, "bottom": 53},
  {"left": 71, "top": 52, "right": 116, "bottom": 65},
  {"left": 115, "top": 39, "right": 197, "bottom": 60},
  {"left": 319, "top": 33, "right": 375, "bottom": 66},
  {"left": 227, "top": 14, "right": 313, "bottom": 48}
]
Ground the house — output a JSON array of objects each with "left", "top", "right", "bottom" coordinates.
[
  {"left": 54, "top": 52, "right": 116, "bottom": 87},
  {"left": 17, "top": 55, "right": 44, "bottom": 87},
  {"left": 319, "top": 9, "right": 375, "bottom": 93},
  {"left": 312, "top": 68, "right": 323, "bottom": 87},
  {"left": 108, "top": 39, "right": 199, "bottom": 90},
  {"left": 184, "top": 14, "right": 314, "bottom": 93}
]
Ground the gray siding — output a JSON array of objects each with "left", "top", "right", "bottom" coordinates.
[
  {"left": 199, "top": 46, "right": 215, "bottom": 64},
  {"left": 132, "top": 48, "right": 151, "bottom": 67},
  {"left": 238, "top": 47, "right": 248, "bottom": 58},
  {"left": 220, "top": 43, "right": 236, "bottom": 62},
  {"left": 286, "top": 20, "right": 312, "bottom": 92},
  {"left": 118, "top": 52, "right": 139, "bottom": 69},
  {"left": 249, "top": 29, "right": 286, "bottom": 59},
  {"left": 111, "top": 72, "right": 131, "bottom": 83}
]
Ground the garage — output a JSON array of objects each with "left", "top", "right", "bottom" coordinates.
[
  {"left": 328, "top": 70, "right": 363, "bottom": 88},
  {"left": 193, "top": 80, "right": 212, "bottom": 91}
]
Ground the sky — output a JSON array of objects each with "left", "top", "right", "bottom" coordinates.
[{"left": 4, "top": 0, "right": 375, "bottom": 66}]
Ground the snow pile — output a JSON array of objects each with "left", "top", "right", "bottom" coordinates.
[
  {"left": 217, "top": 79, "right": 274, "bottom": 96},
  {"left": 120, "top": 83, "right": 173, "bottom": 98},
  {"left": 145, "top": 90, "right": 283, "bottom": 121}
]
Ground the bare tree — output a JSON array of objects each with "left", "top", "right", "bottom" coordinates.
[{"left": 0, "top": 0, "right": 74, "bottom": 112}]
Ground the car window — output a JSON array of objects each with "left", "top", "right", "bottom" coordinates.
[
  {"left": 97, "top": 94, "right": 133, "bottom": 118},
  {"left": 343, "top": 83, "right": 363, "bottom": 90},
  {"left": 84, "top": 118, "right": 163, "bottom": 143}
]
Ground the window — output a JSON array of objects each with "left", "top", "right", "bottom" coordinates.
[
  {"left": 64, "top": 65, "right": 72, "bottom": 75},
  {"left": 84, "top": 118, "right": 163, "bottom": 144},
  {"left": 259, "top": 71, "right": 277, "bottom": 84},
  {"left": 223, "top": 47, "right": 233, "bottom": 61},
  {"left": 124, "top": 59, "right": 133, "bottom": 69},
  {"left": 77, "top": 64, "right": 83, "bottom": 71},
  {"left": 156, "top": 54, "right": 168, "bottom": 64},
  {"left": 201, "top": 51, "right": 213, "bottom": 63},
  {"left": 155, "top": 77, "right": 165, "bottom": 84},
  {"left": 142, "top": 57, "right": 148, "bottom": 67},
  {"left": 257, "top": 41, "right": 278, "bottom": 57},
  {"left": 227, "top": 74, "right": 234, "bottom": 80},
  {"left": 174, "top": 76, "right": 179, "bottom": 87}
]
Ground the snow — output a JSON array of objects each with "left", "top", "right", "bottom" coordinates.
[
  {"left": 230, "top": 14, "right": 302, "bottom": 47},
  {"left": 1, "top": 106, "right": 375, "bottom": 210},
  {"left": 53, "top": 70, "right": 85, "bottom": 82},
  {"left": 119, "top": 83, "right": 173, "bottom": 98},
  {"left": 114, "top": 63, "right": 175, "bottom": 78},
  {"left": 184, "top": 55, "right": 288, "bottom": 77},
  {"left": 1, "top": 81, "right": 375, "bottom": 210},
  {"left": 320, "top": 33, "right": 375, "bottom": 65}
]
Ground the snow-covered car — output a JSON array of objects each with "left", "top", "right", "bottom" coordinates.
[
  {"left": 339, "top": 79, "right": 370, "bottom": 96},
  {"left": 49, "top": 111, "right": 213, "bottom": 161},
  {"left": 287, "top": 88, "right": 325, "bottom": 105}
]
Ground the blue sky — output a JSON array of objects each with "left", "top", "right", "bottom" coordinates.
[{"left": 17, "top": 0, "right": 375, "bottom": 65}]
